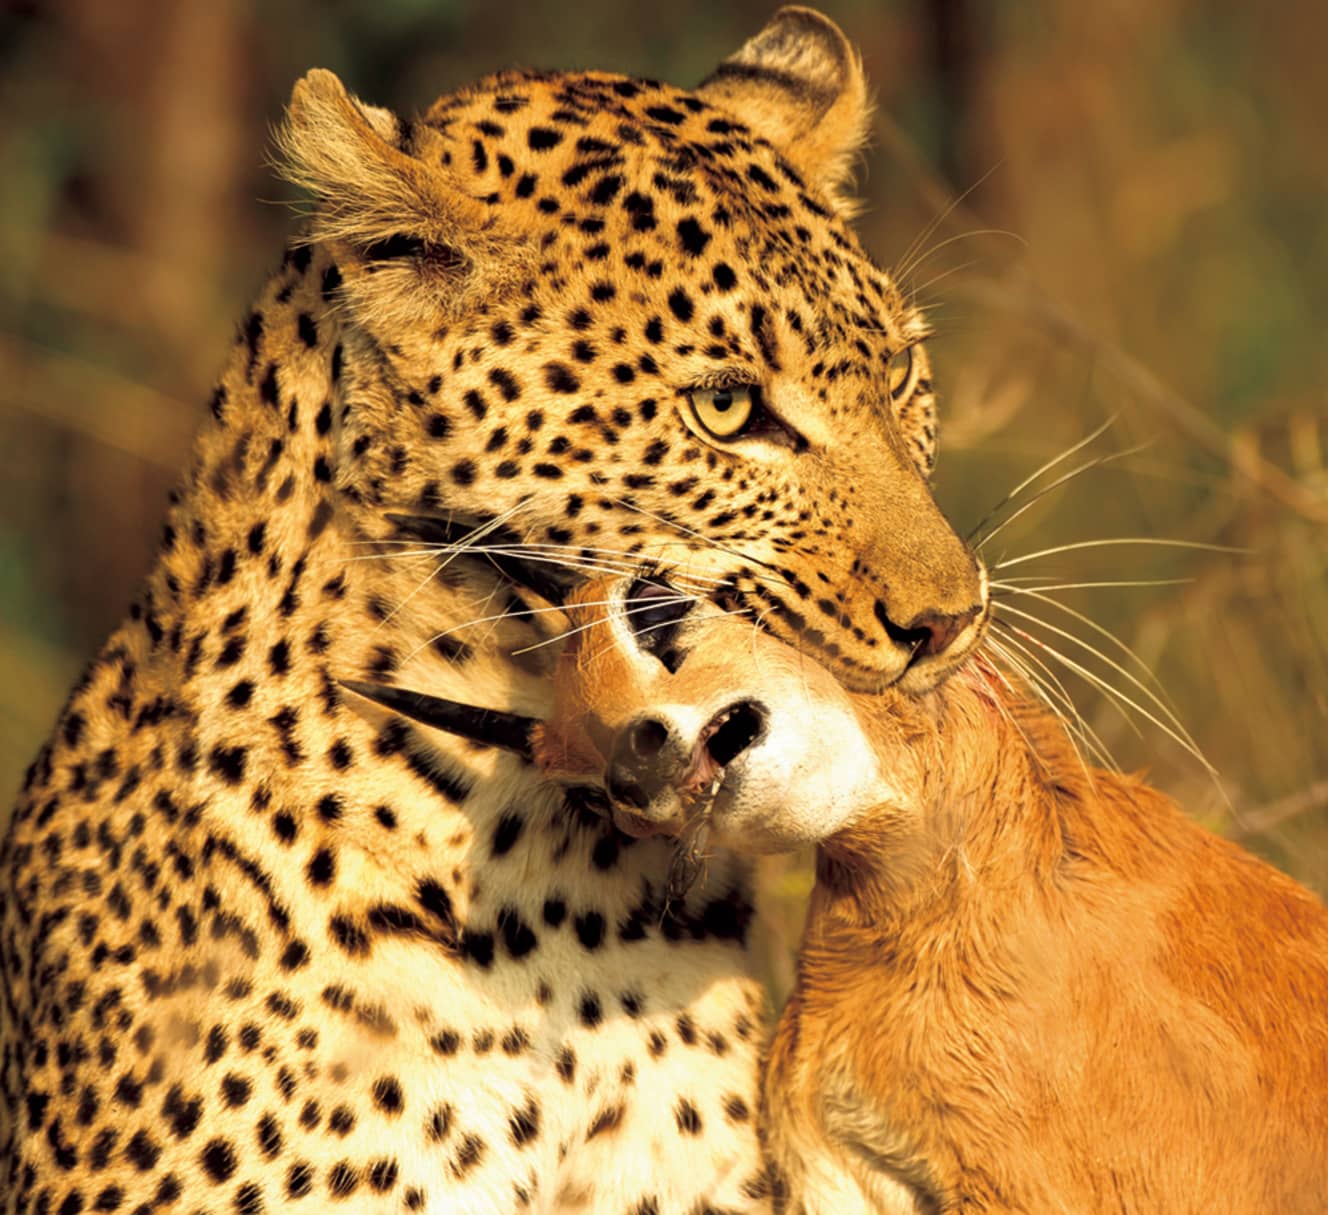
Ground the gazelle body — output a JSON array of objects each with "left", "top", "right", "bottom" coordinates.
[{"left": 526, "top": 578, "right": 1328, "bottom": 1213}]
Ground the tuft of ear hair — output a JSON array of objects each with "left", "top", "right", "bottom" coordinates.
[
  {"left": 699, "top": 6, "right": 871, "bottom": 215},
  {"left": 276, "top": 69, "right": 530, "bottom": 327}
]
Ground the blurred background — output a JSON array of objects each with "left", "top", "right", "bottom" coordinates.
[{"left": 2, "top": 0, "right": 1325, "bottom": 991}]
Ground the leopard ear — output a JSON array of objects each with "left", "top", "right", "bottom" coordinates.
[
  {"left": 276, "top": 69, "right": 530, "bottom": 328},
  {"left": 698, "top": 7, "right": 870, "bottom": 214}
]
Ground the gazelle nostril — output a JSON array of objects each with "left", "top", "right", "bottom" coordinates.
[
  {"left": 630, "top": 717, "right": 670, "bottom": 759},
  {"left": 703, "top": 701, "right": 767, "bottom": 767}
]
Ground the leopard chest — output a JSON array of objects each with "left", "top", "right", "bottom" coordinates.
[{"left": 5, "top": 737, "right": 770, "bottom": 1215}]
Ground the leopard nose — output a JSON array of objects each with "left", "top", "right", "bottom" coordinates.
[
  {"left": 910, "top": 605, "right": 984, "bottom": 660},
  {"left": 879, "top": 601, "right": 984, "bottom": 664}
]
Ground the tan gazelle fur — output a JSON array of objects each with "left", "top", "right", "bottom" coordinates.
[{"left": 531, "top": 577, "right": 1328, "bottom": 1214}]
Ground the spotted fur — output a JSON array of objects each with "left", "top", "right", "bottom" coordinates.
[{"left": 1, "top": 9, "right": 986, "bottom": 1214}]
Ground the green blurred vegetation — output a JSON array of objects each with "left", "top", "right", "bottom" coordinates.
[{"left": 2, "top": 0, "right": 1325, "bottom": 975}]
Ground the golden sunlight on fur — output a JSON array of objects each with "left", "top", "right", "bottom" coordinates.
[{"left": 538, "top": 578, "right": 1328, "bottom": 1213}]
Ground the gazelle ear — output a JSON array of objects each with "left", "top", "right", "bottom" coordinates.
[
  {"left": 276, "top": 69, "right": 530, "bottom": 328},
  {"left": 698, "top": 6, "right": 871, "bottom": 214}
]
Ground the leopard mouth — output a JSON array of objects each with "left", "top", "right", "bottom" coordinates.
[
  {"left": 381, "top": 511, "right": 970, "bottom": 695},
  {"left": 338, "top": 568, "right": 898, "bottom": 887},
  {"left": 718, "top": 571, "right": 990, "bottom": 696},
  {"left": 710, "top": 580, "right": 908, "bottom": 695}
]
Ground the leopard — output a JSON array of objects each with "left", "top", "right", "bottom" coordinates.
[{"left": 0, "top": 8, "right": 989, "bottom": 1215}]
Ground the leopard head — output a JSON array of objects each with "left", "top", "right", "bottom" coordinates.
[{"left": 279, "top": 6, "right": 987, "bottom": 693}]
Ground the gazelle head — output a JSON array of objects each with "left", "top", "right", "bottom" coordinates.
[{"left": 343, "top": 574, "right": 1009, "bottom": 866}]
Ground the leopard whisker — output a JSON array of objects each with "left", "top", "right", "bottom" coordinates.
[
  {"left": 578, "top": 602, "right": 747, "bottom": 667},
  {"left": 989, "top": 573, "right": 1234, "bottom": 802},
  {"left": 980, "top": 637, "right": 1100, "bottom": 780},
  {"left": 509, "top": 592, "right": 705, "bottom": 657},
  {"left": 385, "top": 508, "right": 571, "bottom": 605},
  {"left": 368, "top": 540, "right": 655, "bottom": 646},
  {"left": 369, "top": 535, "right": 727, "bottom": 598},
  {"left": 995, "top": 614, "right": 1220, "bottom": 782},
  {"left": 991, "top": 577, "right": 1192, "bottom": 591},
  {"left": 400, "top": 598, "right": 588, "bottom": 667},
  {"left": 607, "top": 497, "right": 784, "bottom": 579},
  {"left": 994, "top": 599, "right": 1191, "bottom": 739},
  {"left": 373, "top": 551, "right": 458, "bottom": 633},
  {"left": 374, "top": 540, "right": 632, "bottom": 573},
  {"left": 995, "top": 588, "right": 1191, "bottom": 726},
  {"left": 490, "top": 545, "right": 728, "bottom": 589},
  {"left": 985, "top": 628, "right": 1115, "bottom": 773},
  {"left": 995, "top": 537, "right": 1248, "bottom": 571},
  {"left": 388, "top": 543, "right": 677, "bottom": 592},
  {"left": 893, "top": 162, "right": 1004, "bottom": 285},
  {"left": 991, "top": 619, "right": 1147, "bottom": 752},
  {"left": 366, "top": 504, "right": 539, "bottom": 601},
  {"left": 965, "top": 415, "right": 1118, "bottom": 543},
  {"left": 519, "top": 596, "right": 707, "bottom": 666},
  {"left": 402, "top": 571, "right": 710, "bottom": 667},
  {"left": 975, "top": 443, "right": 1153, "bottom": 551},
  {"left": 899, "top": 226, "right": 1028, "bottom": 287},
  {"left": 907, "top": 258, "right": 982, "bottom": 302},
  {"left": 985, "top": 630, "right": 1079, "bottom": 726},
  {"left": 470, "top": 550, "right": 722, "bottom": 599},
  {"left": 970, "top": 644, "right": 1045, "bottom": 749},
  {"left": 344, "top": 546, "right": 448, "bottom": 564},
  {"left": 493, "top": 538, "right": 725, "bottom": 570}
]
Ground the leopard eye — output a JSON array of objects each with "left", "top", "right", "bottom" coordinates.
[
  {"left": 688, "top": 384, "right": 761, "bottom": 439},
  {"left": 887, "top": 345, "right": 915, "bottom": 401}
]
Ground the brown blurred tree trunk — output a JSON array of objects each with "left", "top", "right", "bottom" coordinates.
[{"left": 51, "top": 0, "right": 252, "bottom": 642}]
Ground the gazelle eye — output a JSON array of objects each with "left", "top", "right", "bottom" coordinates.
[
  {"left": 887, "top": 345, "right": 915, "bottom": 400},
  {"left": 688, "top": 384, "right": 761, "bottom": 439}
]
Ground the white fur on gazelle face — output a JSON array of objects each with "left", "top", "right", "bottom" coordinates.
[
  {"left": 544, "top": 578, "right": 909, "bottom": 853},
  {"left": 710, "top": 714, "right": 899, "bottom": 854}
]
